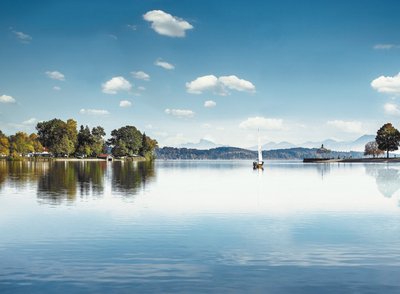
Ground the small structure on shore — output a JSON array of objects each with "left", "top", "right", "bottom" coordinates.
[
  {"left": 97, "top": 153, "right": 113, "bottom": 161},
  {"left": 316, "top": 144, "right": 332, "bottom": 159}
]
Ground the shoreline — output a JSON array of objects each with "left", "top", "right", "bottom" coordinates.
[{"left": 303, "top": 158, "right": 400, "bottom": 163}]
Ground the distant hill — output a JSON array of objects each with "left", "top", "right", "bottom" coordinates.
[
  {"left": 156, "top": 146, "right": 363, "bottom": 160},
  {"left": 179, "top": 139, "right": 224, "bottom": 150}
]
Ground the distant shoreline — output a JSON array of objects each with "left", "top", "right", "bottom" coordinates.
[{"left": 304, "top": 158, "right": 400, "bottom": 163}]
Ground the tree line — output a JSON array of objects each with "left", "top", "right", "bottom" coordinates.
[
  {"left": 365, "top": 123, "right": 400, "bottom": 158},
  {"left": 0, "top": 118, "right": 158, "bottom": 160}
]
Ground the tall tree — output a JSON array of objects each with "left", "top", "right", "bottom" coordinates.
[
  {"left": 364, "top": 141, "right": 384, "bottom": 158},
  {"left": 0, "top": 131, "right": 10, "bottom": 156},
  {"left": 376, "top": 123, "right": 400, "bottom": 159},
  {"left": 9, "top": 132, "right": 35, "bottom": 156},
  {"left": 77, "top": 125, "right": 93, "bottom": 156},
  {"left": 36, "top": 118, "right": 77, "bottom": 156},
  {"left": 29, "top": 133, "right": 44, "bottom": 152},
  {"left": 91, "top": 126, "right": 106, "bottom": 155},
  {"left": 108, "top": 126, "right": 142, "bottom": 156},
  {"left": 139, "top": 132, "right": 158, "bottom": 159}
]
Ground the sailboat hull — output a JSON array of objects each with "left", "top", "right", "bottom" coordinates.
[{"left": 253, "top": 161, "right": 264, "bottom": 169}]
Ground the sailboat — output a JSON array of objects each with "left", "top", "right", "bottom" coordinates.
[{"left": 253, "top": 130, "right": 264, "bottom": 169}]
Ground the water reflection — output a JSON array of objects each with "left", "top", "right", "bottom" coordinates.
[
  {"left": 0, "top": 160, "right": 156, "bottom": 204},
  {"left": 111, "top": 161, "right": 156, "bottom": 195},
  {"left": 365, "top": 164, "right": 400, "bottom": 199}
]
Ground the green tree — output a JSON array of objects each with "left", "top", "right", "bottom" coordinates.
[
  {"left": 36, "top": 118, "right": 77, "bottom": 157},
  {"left": 29, "top": 133, "right": 44, "bottom": 152},
  {"left": 77, "top": 125, "right": 94, "bottom": 156},
  {"left": 91, "top": 126, "right": 106, "bottom": 155},
  {"left": 376, "top": 123, "right": 400, "bottom": 159},
  {"left": 9, "top": 132, "right": 35, "bottom": 156},
  {"left": 139, "top": 132, "right": 158, "bottom": 159},
  {"left": 108, "top": 126, "right": 142, "bottom": 156},
  {"left": 0, "top": 131, "right": 10, "bottom": 156}
]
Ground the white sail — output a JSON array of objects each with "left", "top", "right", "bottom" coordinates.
[{"left": 258, "top": 133, "right": 263, "bottom": 163}]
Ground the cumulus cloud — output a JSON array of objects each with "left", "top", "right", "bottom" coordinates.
[
  {"left": 327, "top": 120, "right": 364, "bottom": 133},
  {"left": 45, "top": 71, "right": 65, "bottom": 81},
  {"left": 102, "top": 76, "right": 132, "bottom": 94},
  {"left": 138, "top": 86, "right": 146, "bottom": 91},
  {"left": 143, "top": 10, "right": 193, "bottom": 37},
  {"left": 371, "top": 72, "right": 400, "bottom": 94},
  {"left": 204, "top": 100, "right": 216, "bottom": 108},
  {"left": 154, "top": 59, "right": 175, "bottom": 70},
  {"left": 12, "top": 30, "right": 32, "bottom": 43},
  {"left": 239, "top": 117, "right": 284, "bottom": 130},
  {"left": 131, "top": 71, "right": 150, "bottom": 81},
  {"left": 119, "top": 100, "right": 132, "bottom": 108},
  {"left": 80, "top": 109, "right": 109, "bottom": 116},
  {"left": 165, "top": 108, "right": 195, "bottom": 118},
  {"left": 53, "top": 86, "right": 61, "bottom": 91},
  {"left": 0, "top": 94, "right": 16, "bottom": 103},
  {"left": 186, "top": 75, "right": 255, "bottom": 95},
  {"left": 384, "top": 102, "right": 400, "bottom": 116}
]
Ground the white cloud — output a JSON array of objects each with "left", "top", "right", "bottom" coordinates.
[
  {"left": 373, "top": 44, "right": 399, "bottom": 50},
  {"left": 204, "top": 100, "right": 216, "bottom": 108},
  {"left": 143, "top": 10, "right": 193, "bottom": 37},
  {"left": 154, "top": 59, "right": 175, "bottom": 70},
  {"left": 384, "top": 102, "right": 400, "bottom": 116},
  {"left": 239, "top": 117, "right": 284, "bottom": 130},
  {"left": 219, "top": 75, "right": 256, "bottom": 92},
  {"left": 0, "top": 94, "right": 16, "bottom": 103},
  {"left": 119, "top": 100, "right": 132, "bottom": 108},
  {"left": 186, "top": 75, "right": 255, "bottom": 95},
  {"left": 326, "top": 120, "right": 364, "bottom": 133},
  {"left": 22, "top": 118, "right": 37, "bottom": 125},
  {"left": 102, "top": 76, "right": 132, "bottom": 94},
  {"left": 165, "top": 108, "right": 194, "bottom": 118},
  {"left": 131, "top": 71, "right": 150, "bottom": 81},
  {"left": 12, "top": 30, "right": 32, "bottom": 43},
  {"left": 53, "top": 86, "right": 61, "bottom": 91},
  {"left": 127, "top": 24, "right": 137, "bottom": 31},
  {"left": 45, "top": 71, "right": 65, "bottom": 81},
  {"left": 138, "top": 86, "right": 146, "bottom": 91},
  {"left": 79, "top": 109, "right": 109, "bottom": 116},
  {"left": 371, "top": 72, "right": 400, "bottom": 94}
]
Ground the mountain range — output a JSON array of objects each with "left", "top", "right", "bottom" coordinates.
[
  {"left": 249, "top": 135, "right": 375, "bottom": 152},
  {"left": 179, "top": 135, "right": 375, "bottom": 152}
]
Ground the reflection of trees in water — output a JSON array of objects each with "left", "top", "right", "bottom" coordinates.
[
  {"left": 0, "top": 161, "right": 48, "bottom": 190},
  {"left": 37, "top": 161, "right": 106, "bottom": 204},
  {"left": 111, "top": 161, "right": 156, "bottom": 195},
  {"left": 364, "top": 164, "right": 400, "bottom": 198}
]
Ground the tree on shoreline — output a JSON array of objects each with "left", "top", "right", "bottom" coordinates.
[
  {"left": 108, "top": 126, "right": 142, "bottom": 157},
  {"left": 0, "top": 131, "right": 10, "bottom": 157},
  {"left": 36, "top": 118, "right": 77, "bottom": 157},
  {"left": 364, "top": 141, "right": 384, "bottom": 158},
  {"left": 375, "top": 123, "right": 400, "bottom": 159}
]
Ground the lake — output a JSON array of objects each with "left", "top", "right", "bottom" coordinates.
[{"left": 1, "top": 160, "right": 400, "bottom": 293}]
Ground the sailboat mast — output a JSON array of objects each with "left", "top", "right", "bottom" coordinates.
[{"left": 258, "top": 129, "right": 262, "bottom": 163}]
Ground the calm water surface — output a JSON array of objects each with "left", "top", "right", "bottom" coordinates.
[{"left": 1, "top": 160, "right": 400, "bottom": 293}]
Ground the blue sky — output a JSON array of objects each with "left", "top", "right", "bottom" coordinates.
[{"left": 1, "top": 0, "right": 400, "bottom": 147}]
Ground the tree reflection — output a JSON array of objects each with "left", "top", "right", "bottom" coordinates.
[
  {"left": 0, "top": 160, "right": 47, "bottom": 190},
  {"left": 37, "top": 161, "right": 106, "bottom": 204},
  {"left": 364, "top": 164, "right": 400, "bottom": 198},
  {"left": 111, "top": 161, "right": 156, "bottom": 196}
]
